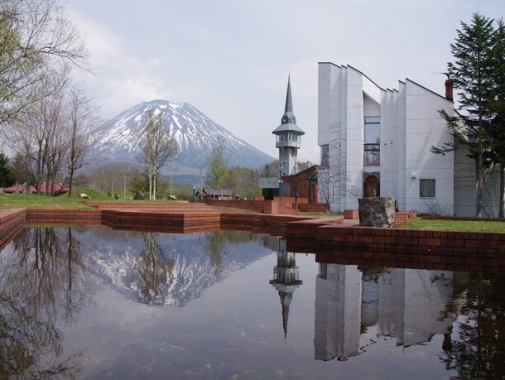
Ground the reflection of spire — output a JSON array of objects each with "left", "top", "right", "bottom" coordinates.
[{"left": 270, "top": 237, "right": 302, "bottom": 340}]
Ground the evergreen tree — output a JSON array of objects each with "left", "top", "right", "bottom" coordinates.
[
  {"left": 432, "top": 13, "right": 502, "bottom": 216},
  {"left": 0, "top": 152, "right": 14, "bottom": 187},
  {"left": 487, "top": 19, "right": 505, "bottom": 216}
]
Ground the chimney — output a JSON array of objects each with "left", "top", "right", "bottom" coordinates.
[{"left": 445, "top": 78, "right": 453, "bottom": 102}]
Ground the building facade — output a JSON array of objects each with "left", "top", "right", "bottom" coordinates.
[{"left": 317, "top": 62, "right": 479, "bottom": 216}]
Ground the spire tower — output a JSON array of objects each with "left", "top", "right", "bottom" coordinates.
[{"left": 272, "top": 75, "right": 305, "bottom": 177}]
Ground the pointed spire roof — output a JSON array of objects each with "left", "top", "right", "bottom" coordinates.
[{"left": 272, "top": 75, "right": 305, "bottom": 135}]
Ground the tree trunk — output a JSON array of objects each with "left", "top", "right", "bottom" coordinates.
[
  {"left": 153, "top": 174, "right": 157, "bottom": 200},
  {"left": 476, "top": 153, "right": 484, "bottom": 217},
  {"left": 500, "top": 163, "right": 504, "bottom": 218},
  {"left": 68, "top": 168, "right": 74, "bottom": 197}
]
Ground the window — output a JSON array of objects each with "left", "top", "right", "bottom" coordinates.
[
  {"left": 321, "top": 145, "right": 329, "bottom": 167},
  {"left": 364, "top": 117, "right": 380, "bottom": 166},
  {"left": 364, "top": 117, "right": 380, "bottom": 144},
  {"left": 420, "top": 179, "right": 436, "bottom": 197}
]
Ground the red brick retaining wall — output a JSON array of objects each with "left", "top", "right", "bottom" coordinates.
[
  {"left": 204, "top": 199, "right": 299, "bottom": 215},
  {"left": 395, "top": 211, "right": 408, "bottom": 226},
  {"left": 26, "top": 209, "right": 102, "bottom": 225},
  {"left": 344, "top": 210, "right": 359, "bottom": 219},
  {"left": 298, "top": 204, "right": 329, "bottom": 213},
  {"left": 0, "top": 209, "right": 25, "bottom": 251},
  {"left": 2, "top": 207, "right": 505, "bottom": 274},
  {"left": 287, "top": 223, "right": 505, "bottom": 273}
]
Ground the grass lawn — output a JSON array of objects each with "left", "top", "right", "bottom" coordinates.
[
  {"left": 406, "top": 217, "right": 505, "bottom": 232},
  {"left": 0, "top": 188, "right": 109, "bottom": 209},
  {"left": 0, "top": 188, "right": 182, "bottom": 210}
]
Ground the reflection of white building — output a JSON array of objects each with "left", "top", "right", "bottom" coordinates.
[
  {"left": 314, "top": 264, "right": 362, "bottom": 360},
  {"left": 378, "top": 269, "right": 454, "bottom": 347},
  {"left": 314, "top": 264, "right": 455, "bottom": 360},
  {"left": 317, "top": 62, "right": 490, "bottom": 216}
]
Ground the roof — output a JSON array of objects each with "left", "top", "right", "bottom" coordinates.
[
  {"left": 3, "top": 182, "right": 68, "bottom": 195},
  {"left": 203, "top": 188, "right": 233, "bottom": 196},
  {"left": 272, "top": 75, "right": 305, "bottom": 136}
]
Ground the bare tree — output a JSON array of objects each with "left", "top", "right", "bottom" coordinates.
[
  {"left": 90, "top": 162, "right": 138, "bottom": 198},
  {"left": 5, "top": 96, "right": 56, "bottom": 192},
  {"left": 66, "top": 85, "right": 99, "bottom": 197},
  {"left": 136, "top": 112, "right": 178, "bottom": 200},
  {"left": 43, "top": 94, "right": 67, "bottom": 195},
  {"left": 0, "top": 0, "right": 90, "bottom": 126},
  {"left": 318, "top": 138, "right": 360, "bottom": 205}
]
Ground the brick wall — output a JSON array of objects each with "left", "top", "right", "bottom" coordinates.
[
  {"left": 0, "top": 209, "right": 25, "bottom": 251},
  {"left": 298, "top": 204, "right": 329, "bottom": 213},
  {"left": 344, "top": 210, "right": 359, "bottom": 219},
  {"left": 395, "top": 211, "right": 408, "bottom": 226},
  {"left": 287, "top": 223, "right": 505, "bottom": 273}
]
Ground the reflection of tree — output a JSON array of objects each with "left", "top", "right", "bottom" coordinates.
[
  {"left": 0, "top": 227, "right": 96, "bottom": 378},
  {"left": 441, "top": 273, "right": 505, "bottom": 378},
  {"left": 133, "top": 232, "right": 175, "bottom": 306},
  {"left": 0, "top": 294, "right": 82, "bottom": 378},
  {"left": 204, "top": 231, "right": 257, "bottom": 275}
]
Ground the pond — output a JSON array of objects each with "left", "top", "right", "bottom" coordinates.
[{"left": 1, "top": 226, "right": 504, "bottom": 379}]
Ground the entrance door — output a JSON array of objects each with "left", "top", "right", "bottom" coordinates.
[{"left": 364, "top": 176, "right": 379, "bottom": 197}]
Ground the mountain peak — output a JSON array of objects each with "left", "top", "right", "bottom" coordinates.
[{"left": 90, "top": 100, "right": 275, "bottom": 175}]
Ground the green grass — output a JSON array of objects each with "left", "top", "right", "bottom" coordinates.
[
  {"left": 406, "top": 217, "right": 505, "bottom": 232},
  {"left": 0, "top": 187, "right": 190, "bottom": 210},
  {"left": 0, "top": 187, "right": 114, "bottom": 210}
]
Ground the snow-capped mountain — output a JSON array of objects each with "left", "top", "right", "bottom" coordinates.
[{"left": 90, "top": 100, "right": 275, "bottom": 174}]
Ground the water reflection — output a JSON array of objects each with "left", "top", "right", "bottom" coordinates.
[
  {"left": 82, "top": 229, "right": 274, "bottom": 307},
  {"left": 441, "top": 273, "right": 505, "bottom": 378},
  {"left": 2, "top": 227, "right": 505, "bottom": 378},
  {"left": 0, "top": 227, "right": 96, "bottom": 378},
  {"left": 314, "top": 264, "right": 462, "bottom": 360},
  {"left": 270, "top": 237, "right": 302, "bottom": 340}
]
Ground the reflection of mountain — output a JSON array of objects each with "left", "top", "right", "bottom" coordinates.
[{"left": 77, "top": 228, "right": 275, "bottom": 307}]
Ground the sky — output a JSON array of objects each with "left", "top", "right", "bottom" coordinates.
[{"left": 66, "top": 0, "right": 504, "bottom": 164}]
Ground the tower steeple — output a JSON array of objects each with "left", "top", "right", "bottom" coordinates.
[
  {"left": 272, "top": 75, "right": 305, "bottom": 176},
  {"left": 282, "top": 75, "right": 296, "bottom": 125}
]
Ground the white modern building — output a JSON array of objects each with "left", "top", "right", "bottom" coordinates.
[{"left": 317, "top": 62, "right": 486, "bottom": 216}]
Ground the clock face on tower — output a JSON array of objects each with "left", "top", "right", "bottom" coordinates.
[{"left": 282, "top": 116, "right": 288, "bottom": 123}]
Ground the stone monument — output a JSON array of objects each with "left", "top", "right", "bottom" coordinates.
[{"left": 358, "top": 197, "right": 396, "bottom": 228}]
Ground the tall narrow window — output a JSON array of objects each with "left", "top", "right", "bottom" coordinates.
[
  {"left": 364, "top": 117, "right": 380, "bottom": 166},
  {"left": 321, "top": 145, "right": 329, "bottom": 167}
]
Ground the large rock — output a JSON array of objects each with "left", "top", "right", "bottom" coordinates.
[{"left": 358, "top": 197, "right": 396, "bottom": 228}]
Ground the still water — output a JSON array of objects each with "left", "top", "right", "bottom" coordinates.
[{"left": 1, "top": 226, "right": 504, "bottom": 379}]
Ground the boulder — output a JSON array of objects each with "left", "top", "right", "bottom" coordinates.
[{"left": 358, "top": 197, "right": 396, "bottom": 228}]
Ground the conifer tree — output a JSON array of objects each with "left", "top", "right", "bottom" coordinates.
[
  {"left": 487, "top": 19, "right": 505, "bottom": 216},
  {"left": 432, "top": 13, "right": 502, "bottom": 216}
]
